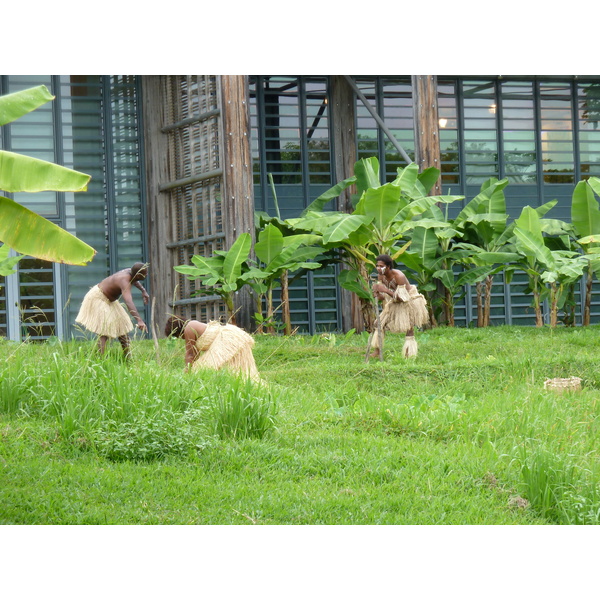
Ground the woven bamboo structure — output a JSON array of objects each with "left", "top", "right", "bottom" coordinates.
[{"left": 142, "top": 75, "right": 254, "bottom": 331}]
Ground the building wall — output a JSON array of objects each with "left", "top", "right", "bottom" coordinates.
[
  {"left": 250, "top": 75, "right": 600, "bottom": 328},
  {"left": 3, "top": 74, "right": 600, "bottom": 341}
]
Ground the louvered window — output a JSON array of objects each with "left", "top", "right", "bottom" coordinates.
[{"left": 249, "top": 76, "right": 340, "bottom": 333}]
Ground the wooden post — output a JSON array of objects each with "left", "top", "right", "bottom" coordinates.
[
  {"left": 331, "top": 75, "right": 363, "bottom": 333},
  {"left": 412, "top": 75, "right": 442, "bottom": 195},
  {"left": 141, "top": 76, "right": 173, "bottom": 334},
  {"left": 220, "top": 75, "right": 255, "bottom": 331}
]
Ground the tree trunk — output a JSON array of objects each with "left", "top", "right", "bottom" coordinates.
[
  {"left": 533, "top": 288, "right": 544, "bottom": 327},
  {"left": 476, "top": 282, "right": 484, "bottom": 327},
  {"left": 266, "top": 288, "right": 275, "bottom": 334},
  {"left": 584, "top": 269, "right": 593, "bottom": 326},
  {"left": 281, "top": 271, "right": 292, "bottom": 335},
  {"left": 445, "top": 286, "right": 454, "bottom": 327},
  {"left": 550, "top": 284, "right": 558, "bottom": 328},
  {"left": 484, "top": 275, "right": 493, "bottom": 327}
]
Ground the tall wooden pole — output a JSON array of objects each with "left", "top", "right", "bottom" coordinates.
[
  {"left": 220, "top": 75, "right": 255, "bottom": 331},
  {"left": 141, "top": 76, "right": 173, "bottom": 332},
  {"left": 412, "top": 75, "right": 442, "bottom": 195},
  {"left": 332, "top": 75, "right": 363, "bottom": 333}
]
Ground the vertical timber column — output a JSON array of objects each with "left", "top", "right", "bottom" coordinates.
[
  {"left": 331, "top": 76, "right": 363, "bottom": 332},
  {"left": 141, "top": 76, "right": 173, "bottom": 333},
  {"left": 412, "top": 75, "right": 442, "bottom": 194},
  {"left": 220, "top": 75, "right": 255, "bottom": 331}
]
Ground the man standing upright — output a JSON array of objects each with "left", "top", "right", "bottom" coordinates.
[{"left": 76, "top": 262, "right": 149, "bottom": 358}]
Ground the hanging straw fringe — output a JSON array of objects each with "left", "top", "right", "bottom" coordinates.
[
  {"left": 402, "top": 335, "right": 418, "bottom": 358},
  {"left": 380, "top": 286, "right": 429, "bottom": 333},
  {"left": 75, "top": 285, "right": 133, "bottom": 338},
  {"left": 371, "top": 285, "right": 429, "bottom": 351},
  {"left": 191, "top": 321, "right": 261, "bottom": 382}
]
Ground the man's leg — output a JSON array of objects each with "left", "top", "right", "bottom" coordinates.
[
  {"left": 118, "top": 335, "right": 131, "bottom": 359},
  {"left": 98, "top": 336, "right": 108, "bottom": 354}
]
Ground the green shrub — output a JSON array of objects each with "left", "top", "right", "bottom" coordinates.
[{"left": 92, "top": 408, "right": 210, "bottom": 462}]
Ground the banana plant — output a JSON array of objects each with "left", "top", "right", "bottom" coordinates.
[
  {"left": 513, "top": 206, "right": 587, "bottom": 327},
  {"left": 451, "top": 178, "right": 513, "bottom": 326},
  {"left": 0, "top": 85, "right": 95, "bottom": 268},
  {"left": 173, "top": 233, "right": 252, "bottom": 324},
  {"left": 289, "top": 157, "right": 463, "bottom": 330},
  {"left": 570, "top": 178, "right": 600, "bottom": 325},
  {"left": 242, "top": 223, "right": 323, "bottom": 334}
]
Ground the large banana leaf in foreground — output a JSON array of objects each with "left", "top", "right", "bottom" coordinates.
[
  {"left": 0, "top": 196, "right": 96, "bottom": 265},
  {"left": 0, "top": 151, "right": 90, "bottom": 193},
  {"left": 0, "top": 84, "right": 96, "bottom": 266}
]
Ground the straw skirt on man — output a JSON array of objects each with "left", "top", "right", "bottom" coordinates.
[
  {"left": 75, "top": 285, "right": 134, "bottom": 338},
  {"left": 371, "top": 284, "right": 429, "bottom": 356}
]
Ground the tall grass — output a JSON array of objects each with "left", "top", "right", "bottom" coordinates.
[
  {"left": 2, "top": 325, "right": 600, "bottom": 524},
  {"left": 0, "top": 338, "right": 277, "bottom": 461}
]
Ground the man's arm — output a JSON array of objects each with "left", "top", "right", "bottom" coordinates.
[
  {"left": 183, "top": 327, "right": 201, "bottom": 372},
  {"left": 133, "top": 280, "right": 150, "bottom": 305},
  {"left": 120, "top": 286, "right": 147, "bottom": 331}
]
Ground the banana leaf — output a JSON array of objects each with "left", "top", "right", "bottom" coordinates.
[
  {"left": 362, "top": 183, "right": 402, "bottom": 233},
  {"left": 0, "top": 243, "right": 22, "bottom": 276},
  {"left": 571, "top": 180, "right": 600, "bottom": 238},
  {"left": 0, "top": 196, "right": 95, "bottom": 265},
  {"left": 255, "top": 224, "right": 283, "bottom": 265},
  {"left": 322, "top": 214, "right": 372, "bottom": 245},
  {"left": 392, "top": 163, "right": 419, "bottom": 195},
  {"left": 513, "top": 226, "right": 555, "bottom": 268},
  {"left": 0, "top": 151, "right": 90, "bottom": 193},
  {"left": 338, "top": 268, "right": 372, "bottom": 300},
  {"left": 416, "top": 167, "right": 441, "bottom": 196},
  {"left": 301, "top": 176, "right": 357, "bottom": 215},
  {"left": 222, "top": 233, "right": 251, "bottom": 286},
  {"left": 354, "top": 156, "right": 381, "bottom": 197},
  {"left": 0, "top": 85, "right": 54, "bottom": 126}
]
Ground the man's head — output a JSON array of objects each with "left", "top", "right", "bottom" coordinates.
[
  {"left": 131, "top": 262, "right": 149, "bottom": 281},
  {"left": 165, "top": 315, "right": 187, "bottom": 338},
  {"left": 376, "top": 254, "right": 393, "bottom": 275}
]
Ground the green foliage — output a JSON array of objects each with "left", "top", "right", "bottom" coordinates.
[
  {"left": 0, "top": 85, "right": 95, "bottom": 267},
  {"left": 174, "top": 233, "right": 252, "bottom": 320}
]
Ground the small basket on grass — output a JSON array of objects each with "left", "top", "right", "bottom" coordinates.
[{"left": 543, "top": 376, "right": 582, "bottom": 394}]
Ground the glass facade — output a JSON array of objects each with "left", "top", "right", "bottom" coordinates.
[{"left": 249, "top": 75, "right": 600, "bottom": 329}]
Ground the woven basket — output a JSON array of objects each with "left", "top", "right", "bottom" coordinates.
[{"left": 543, "top": 376, "right": 582, "bottom": 393}]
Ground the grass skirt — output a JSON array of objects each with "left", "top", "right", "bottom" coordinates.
[
  {"left": 191, "top": 321, "right": 261, "bottom": 382},
  {"left": 371, "top": 285, "right": 429, "bottom": 349},
  {"left": 75, "top": 285, "right": 134, "bottom": 338}
]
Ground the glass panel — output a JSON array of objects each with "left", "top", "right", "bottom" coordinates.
[
  {"left": 540, "top": 81, "right": 574, "bottom": 185},
  {"left": 578, "top": 83, "right": 600, "bottom": 179},
  {"left": 501, "top": 80, "right": 537, "bottom": 191}
]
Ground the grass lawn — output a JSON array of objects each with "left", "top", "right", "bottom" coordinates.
[{"left": 2, "top": 325, "right": 600, "bottom": 525}]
